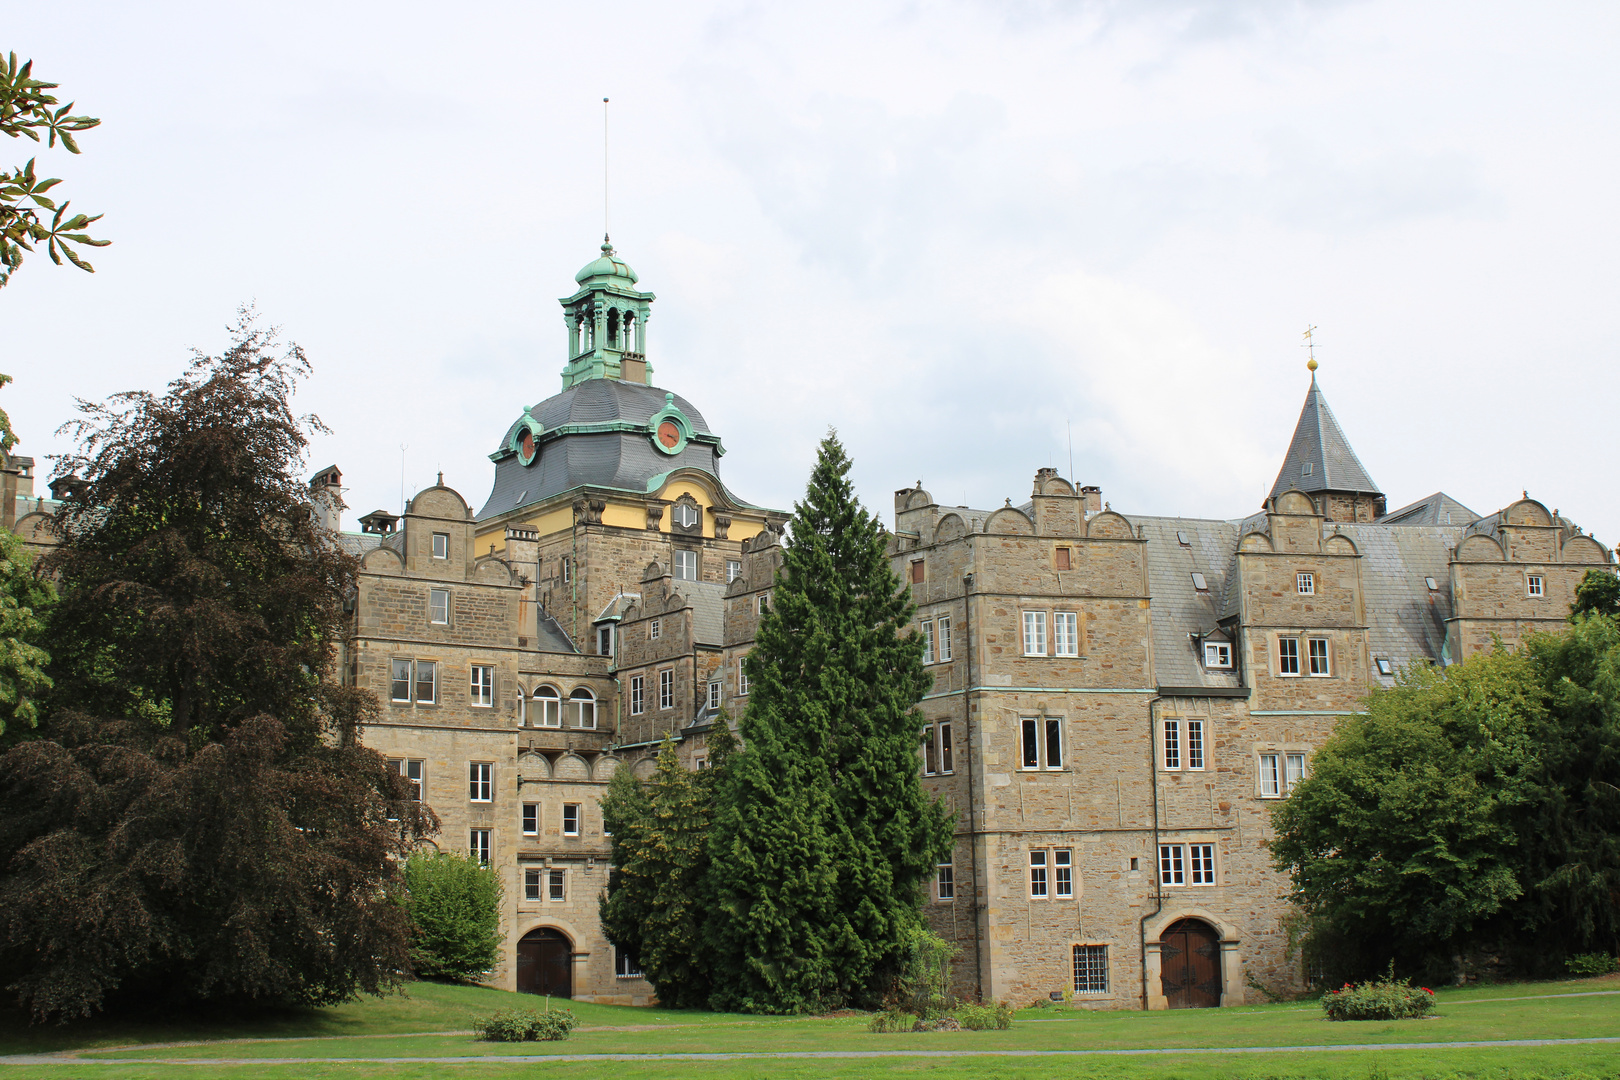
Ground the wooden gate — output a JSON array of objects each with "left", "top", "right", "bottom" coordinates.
[
  {"left": 1160, "top": 919, "right": 1221, "bottom": 1008},
  {"left": 516, "top": 928, "right": 573, "bottom": 998}
]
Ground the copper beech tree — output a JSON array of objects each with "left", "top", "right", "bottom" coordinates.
[{"left": 0, "top": 311, "right": 434, "bottom": 1022}]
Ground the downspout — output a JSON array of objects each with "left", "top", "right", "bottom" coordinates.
[
  {"left": 1138, "top": 694, "right": 1163, "bottom": 1011},
  {"left": 962, "top": 570, "right": 985, "bottom": 1001}
]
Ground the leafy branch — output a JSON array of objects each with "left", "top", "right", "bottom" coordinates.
[{"left": 1, "top": 52, "right": 108, "bottom": 289}]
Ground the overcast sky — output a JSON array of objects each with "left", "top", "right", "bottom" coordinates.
[{"left": 5, "top": 1, "right": 1617, "bottom": 545}]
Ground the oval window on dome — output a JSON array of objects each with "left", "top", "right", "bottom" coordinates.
[
  {"left": 519, "top": 429, "right": 536, "bottom": 464},
  {"left": 658, "top": 421, "right": 680, "bottom": 449}
]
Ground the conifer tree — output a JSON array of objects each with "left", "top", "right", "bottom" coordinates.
[{"left": 708, "top": 431, "right": 952, "bottom": 1011}]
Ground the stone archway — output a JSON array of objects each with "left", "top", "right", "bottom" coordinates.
[
  {"left": 1160, "top": 918, "right": 1222, "bottom": 1008},
  {"left": 516, "top": 927, "right": 573, "bottom": 998}
]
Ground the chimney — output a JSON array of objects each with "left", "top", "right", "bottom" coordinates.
[
  {"left": 1080, "top": 485, "right": 1102, "bottom": 515},
  {"left": 308, "top": 466, "right": 345, "bottom": 532}
]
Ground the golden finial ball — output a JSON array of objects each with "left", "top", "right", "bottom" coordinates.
[{"left": 1307, "top": 358, "right": 1318, "bottom": 372}]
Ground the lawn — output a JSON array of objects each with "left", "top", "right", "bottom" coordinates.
[{"left": 2, "top": 975, "right": 1618, "bottom": 1079}]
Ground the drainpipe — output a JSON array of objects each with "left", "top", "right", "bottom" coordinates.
[
  {"left": 962, "top": 571, "right": 985, "bottom": 1001},
  {"left": 1138, "top": 694, "right": 1164, "bottom": 1011}
]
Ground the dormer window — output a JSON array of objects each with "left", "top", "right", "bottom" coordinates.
[
  {"left": 1301, "top": 462, "right": 1314, "bottom": 477},
  {"left": 1203, "top": 642, "right": 1232, "bottom": 669},
  {"left": 671, "top": 503, "right": 700, "bottom": 530}
]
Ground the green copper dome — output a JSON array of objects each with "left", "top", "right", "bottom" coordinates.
[{"left": 575, "top": 236, "right": 638, "bottom": 285}]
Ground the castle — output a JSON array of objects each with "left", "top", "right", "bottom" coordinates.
[{"left": 6, "top": 240, "right": 1612, "bottom": 1010}]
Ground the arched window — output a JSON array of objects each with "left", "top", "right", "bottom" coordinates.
[
  {"left": 569, "top": 687, "right": 596, "bottom": 730},
  {"left": 533, "top": 685, "right": 561, "bottom": 728}
]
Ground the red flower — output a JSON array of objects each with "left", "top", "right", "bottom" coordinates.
[{"left": 1422, "top": 988, "right": 1433, "bottom": 994}]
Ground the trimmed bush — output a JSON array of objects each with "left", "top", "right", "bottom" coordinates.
[
  {"left": 954, "top": 1001, "right": 1014, "bottom": 1030},
  {"left": 1566, "top": 953, "right": 1619, "bottom": 976},
  {"left": 472, "top": 1007, "right": 578, "bottom": 1042},
  {"left": 1321, "top": 970, "right": 1435, "bottom": 1021}
]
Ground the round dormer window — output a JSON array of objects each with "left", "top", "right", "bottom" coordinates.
[{"left": 672, "top": 503, "right": 700, "bottom": 529}]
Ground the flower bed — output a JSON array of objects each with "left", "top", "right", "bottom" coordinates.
[{"left": 1321, "top": 972, "right": 1435, "bottom": 1021}]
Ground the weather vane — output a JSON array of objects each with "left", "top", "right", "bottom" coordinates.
[{"left": 1302, "top": 325, "right": 1319, "bottom": 373}]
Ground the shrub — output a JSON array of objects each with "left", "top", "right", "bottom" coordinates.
[
  {"left": 954, "top": 1000, "right": 1014, "bottom": 1030},
  {"left": 868, "top": 1008, "right": 915, "bottom": 1033},
  {"left": 472, "top": 1007, "right": 577, "bottom": 1042},
  {"left": 1566, "top": 953, "right": 1619, "bottom": 976},
  {"left": 1321, "top": 968, "right": 1435, "bottom": 1021},
  {"left": 403, "top": 852, "right": 503, "bottom": 981}
]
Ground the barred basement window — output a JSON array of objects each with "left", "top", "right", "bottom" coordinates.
[
  {"left": 548, "top": 869, "right": 565, "bottom": 901},
  {"left": 616, "top": 948, "right": 643, "bottom": 978},
  {"left": 524, "top": 868, "right": 541, "bottom": 901},
  {"left": 1073, "top": 945, "right": 1108, "bottom": 995}
]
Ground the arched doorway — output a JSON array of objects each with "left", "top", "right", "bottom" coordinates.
[
  {"left": 516, "top": 928, "right": 572, "bottom": 998},
  {"left": 1160, "top": 918, "right": 1221, "bottom": 1008}
]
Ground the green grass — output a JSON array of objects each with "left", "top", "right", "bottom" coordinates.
[{"left": 3, "top": 975, "right": 1619, "bottom": 1079}]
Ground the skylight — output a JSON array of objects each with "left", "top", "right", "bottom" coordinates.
[
  {"left": 1191, "top": 572, "right": 1208, "bottom": 592},
  {"left": 1177, "top": 530, "right": 1190, "bottom": 546}
]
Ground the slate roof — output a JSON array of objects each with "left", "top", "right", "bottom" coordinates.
[
  {"left": 1268, "top": 376, "right": 1382, "bottom": 500},
  {"left": 678, "top": 579, "right": 727, "bottom": 647},
  {"left": 1136, "top": 516, "right": 1245, "bottom": 692},
  {"left": 1335, "top": 523, "right": 1462, "bottom": 680},
  {"left": 1378, "top": 491, "right": 1478, "bottom": 527},
  {"left": 534, "top": 609, "right": 578, "bottom": 654},
  {"left": 337, "top": 532, "right": 382, "bottom": 557},
  {"left": 477, "top": 379, "right": 737, "bottom": 522}
]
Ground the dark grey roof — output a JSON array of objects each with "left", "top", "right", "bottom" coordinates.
[
  {"left": 534, "top": 610, "right": 578, "bottom": 654},
  {"left": 1137, "top": 516, "right": 1245, "bottom": 692},
  {"left": 1268, "top": 376, "right": 1381, "bottom": 500},
  {"left": 678, "top": 580, "right": 727, "bottom": 646},
  {"left": 477, "top": 378, "right": 741, "bottom": 521},
  {"left": 1335, "top": 523, "right": 1462, "bottom": 679},
  {"left": 337, "top": 532, "right": 382, "bottom": 557},
  {"left": 1378, "top": 492, "right": 1479, "bottom": 527}
]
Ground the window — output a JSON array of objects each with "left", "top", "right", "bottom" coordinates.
[
  {"left": 562, "top": 803, "right": 580, "bottom": 836},
  {"left": 524, "top": 868, "right": 541, "bottom": 901},
  {"left": 1055, "top": 849, "right": 1073, "bottom": 898},
  {"left": 1053, "top": 612, "right": 1079, "bottom": 657},
  {"left": 938, "top": 616, "right": 952, "bottom": 662},
  {"left": 937, "top": 722, "right": 953, "bottom": 774},
  {"left": 1204, "top": 642, "right": 1232, "bottom": 668},
  {"left": 671, "top": 503, "right": 700, "bottom": 529},
  {"left": 659, "top": 669, "right": 674, "bottom": 710},
  {"left": 1055, "top": 547, "right": 1071, "bottom": 571},
  {"left": 1297, "top": 571, "right": 1315, "bottom": 595},
  {"left": 1023, "top": 611, "right": 1047, "bottom": 656},
  {"left": 569, "top": 687, "right": 596, "bottom": 729},
  {"left": 548, "top": 868, "right": 565, "bottom": 901},
  {"left": 923, "top": 723, "right": 953, "bottom": 776},
  {"left": 758, "top": 594, "right": 769, "bottom": 615},
  {"left": 533, "top": 685, "right": 561, "bottom": 727},
  {"left": 649, "top": 617, "right": 661, "bottom": 640},
  {"left": 1528, "top": 575, "right": 1544, "bottom": 597},
  {"left": 1021, "top": 717, "right": 1063, "bottom": 770},
  {"left": 674, "top": 549, "right": 697, "bottom": 581},
  {"left": 630, "top": 675, "right": 644, "bottom": 715},
  {"left": 429, "top": 588, "right": 449, "bottom": 625},
  {"left": 1189, "top": 843, "right": 1216, "bottom": 885},
  {"left": 1030, "top": 850, "right": 1049, "bottom": 898},
  {"left": 390, "top": 659, "right": 412, "bottom": 702},
  {"left": 414, "top": 660, "right": 438, "bottom": 704},
  {"left": 726, "top": 559, "right": 742, "bottom": 583},
  {"left": 1177, "top": 530, "right": 1191, "bottom": 546},
  {"left": 910, "top": 560, "right": 925, "bottom": 584},
  {"left": 616, "top": 947, "right": 643, "bottom": 978},
  {"left": 1424, "top": 576, "right": 1439, "bottom": 591},
  {"left": 1187, "top": 719, "right": 1204, "bottom": 771},
  {"left": 1158, "top": 844, "right": 1184, "bottom": 886},
  {"left": 1260, "top": 752, "right": 1308, "bottom": 797},
  {"left": 1302, "top": 461, "right": 1314, "bottom": 476},
  {"left": 392, "top": 758, "right": 423, "bottom": 801},
  {"left": 1278, "top": 638, "right": 1300, "bottom": 676},
  {"left": 1191, "top": 572, "right": 1208, "bottom": 592},
  {"left": 1308, "top": 637, "right": 1330, "bottom": 676},
  {"left": 561, "top": 556, "right": 571, "bottom": 584},
  {"left": 432, "top": 532, "right": 449, "bottom": 559},
  {"left": 937, "top": 862, "right": 954, "bottom": 901},
  {"left": 1375, "top": 657, "right": 1394, "bottom": 676},
  {"left": 708, "top": 681, "right": 722, "bottom": 711},
  {"left": 469, "top": 762, "right": 492, "bottom": 802},
  {"left": 921, "top": 619, "right": 935, "bottom": 664},
  {"left": 522, "top": 803, "right": 538, "bottom": 836},
  {"left": 1073, "top": 945, "right": 1109, "bottom": 995},
  {"left": 470, "top": 665, "right": 494, "bottom": 707},
  {"left": 597, "top": 625, "right": 613, "bottom": 657},
  {"left": 694, "top": 756, "right": 708, "bottom": 769},
  {"left": 738, "top": 665, "right": 750, "bottom": 696},
  {"left": 1163, "top": 719, "right": 1180, "bottom": 770},
  {"left": 469, "top": 828, "right": 490, "bottom": 864}
]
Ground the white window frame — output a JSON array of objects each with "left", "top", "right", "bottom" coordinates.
[
  {"left": 630, "top": 675, "right": 644, "bottom": 715},
  {"left": 1054, "top": 848, "right": 1073, "bottom": 899},
  {"left": 560, "top": 556, "right": 571, "bottom": 584},
  {"left": 1162, "top": 718, "right": 1180, "bottom": 770},
  {"left": 650, "top": 617, "right": 662, "bottom": 641},
  {"left": 1260, "top": 752, "right": 1282, "bottom": 797},
  {"left": 562, "top": 802, "right": 580, "bottom": 836},
  {"left": 726, "top": 559, "right": 742, "bottom": 583},
  {"left": 432, "top": 532, "right": 449, "bottom": 559},
  {"left": 533, "top": 686, "right": 561, "bottom": 728},
  {"left": 937, "top": 862, "right": 954, "bottom": 902},
  {"left": 1308, "top": 637, "right": 1331, "bottom": 677},
  {"left": 470, "top": 828, "right": 491, "bottom": 864},
  {"left": 1158, "top": 843, "right": 1185, "bottom": 886},
  {"left": 1187, "top": 719, "right": 1205, "bottom": 771},
  {"left": 1053, "top": 611, "right": 1079, "bottom": 657},
  {"left": 936, "top": 722, "right": 953, "bottom": 774},
  {"left": 1297, "top": 571, "right": 1315, "bottom": 595},
  {"left": 674, "top": 548, "right": 698, "bottom": 581},
  {"left": 1022, "top": 611, "right": 1047, "bottom": 656},
  {"left": 470, "top": 664, "right": 494, "bottom": 708},
  {"left": 758, "top": 594, "right": 769, "bottom": 615},
  {"left": 1021, "top": 716, "right": 1063, "bottom": 770},
  {"left": 569, "top": 688, "right": 596, "bottom": 729},
  {"left": 522, "top": 803, "right": 538, "bottom": 836},
  {"left": 1073, "top": 944, "right": 1109, "bottom": 995},
  {"left": 708, "top": 681, "right": 722, "bottom": 711},
  {"left": 937, "top": 616, "right": 952, "bottom": 662},
  {"left": 1203, "top": 642, "right": 1232, "bottom": 669},
  {"left": 1030, "top": 850, "right": 1049, "bottom": 899},
  {"left": 1189, "top": 843, "right": 1216, "bottom": 886},
  {"left": 390, "top": 658, "right": 412, "bottom": 703},
  {"left": 615, "top": 947, "right": 643, "bottom": 978},
  {"left": 1528, "top": 574, "right": 1544, "bottom": 597},
  {"left": 429, "top": 587, "right": 450, "bottom": 626},
  {"left": 469, "top": 762, "right": 493, "bottom": 803},
  {"left": 1278, "top": 637, "right": 1300, "bottom": 677},
  {"left": 921, "top": 619, "right": 935, "bottom": 664},
  {"left": 393, "top": 758, "right": 423, "bottom": 802},
  {"left": 1286, "top": 751, "right": 1307, "bottom": 790},
  {"left": 597, "top": 625, "right": 613, "bottom": 658},
  {"left": 524, "top": 867, "right": 542, "bottom": 901},
  {"left": 414, "top": 660, "right": 438, "bottom": 704},
  {"left": 738, "top": 665, "right": 750, "bottom": 696},
  {"left": 659, "top": 669, "right": 674, "bottom": 710},
  {"left": 672, "top": 503, "right": 700, "bottom": 530},
  {"left": 548, "top": 868, "right": 565, "bottom": 901}
]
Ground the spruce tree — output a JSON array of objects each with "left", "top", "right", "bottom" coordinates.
[{"left": 708, "top": 431, "right": 952, "bottom": 1011}]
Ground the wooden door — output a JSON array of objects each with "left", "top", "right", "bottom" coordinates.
[
  {"left": 516, "top": 928, "right": 573, "bottom": 998},
  {"left": 1160, "top": 919, "right": 1221, "bottom": 1008}
]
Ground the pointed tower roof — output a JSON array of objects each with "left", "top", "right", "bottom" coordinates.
[{"left": 1268, "top": 368, "right": 1382, "bottom": 501}]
